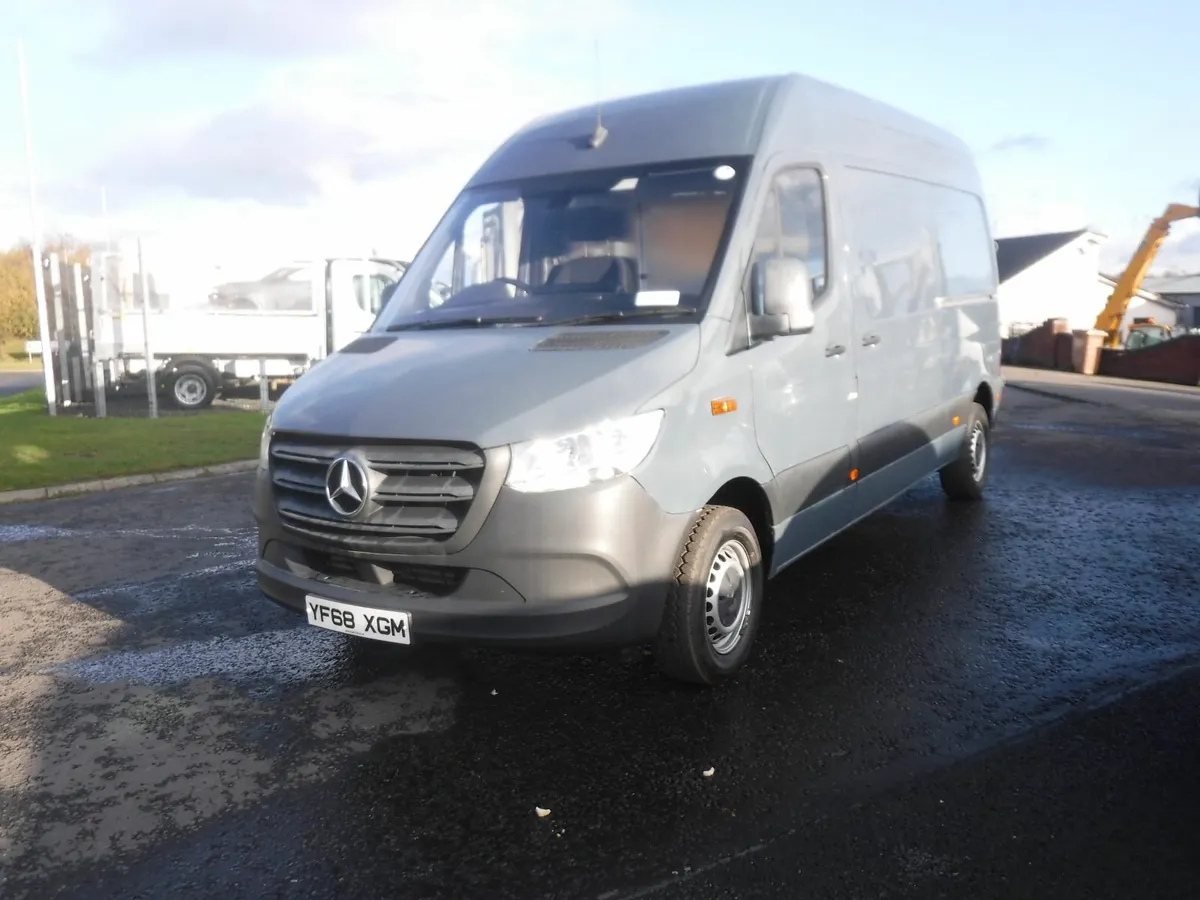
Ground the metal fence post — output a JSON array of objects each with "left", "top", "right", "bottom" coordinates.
[
  {"left": 73, "top": 262, "right": 91, "bottom": 395},
  {"left": 137, "top": 238, "right": 157, "bottom": 418},
  {"left": 17, "top": 40, "right": 57, "bottom": 416},
  {"left": 259, "top": 358, "right": 270, "bottom": 410},
  {"left": 67, "top": 261, "right": 86, "bottom": 404},
  {"left": 48, "top": 252, "right": 69, "bottom": 407},
  {"left": 93, "top": 358, "right": 107, "bottom": 418}
]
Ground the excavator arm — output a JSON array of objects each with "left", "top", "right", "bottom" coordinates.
[{"left": 1094, "top": 196, "right": 1200, "bottom": 348}]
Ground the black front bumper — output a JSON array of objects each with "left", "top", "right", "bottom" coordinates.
[
  {"left": 257, "top": 561, "right": 668, "bottom": 648},
  {"left": 253, "top": 466, "right": 693, "bottom": 650}
]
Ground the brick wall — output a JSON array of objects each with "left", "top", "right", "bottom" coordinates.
[{"left": 1097, "top": 334, "right": 1200, "bottom": 386}]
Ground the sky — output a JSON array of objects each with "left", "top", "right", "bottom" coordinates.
[{"left": 1, "top": 0, "right": 1198, "bottom": 283}]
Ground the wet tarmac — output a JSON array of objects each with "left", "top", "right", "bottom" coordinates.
[{"left": 1, "top": 376, "right": 1198, "bottom": 899}]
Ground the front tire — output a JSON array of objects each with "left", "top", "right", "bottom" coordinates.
[
  {"left": 939, "top": 401, "right": 991, "bottom": 501},
  {"left": 655, "top": 505, "right": 764, "bottom": 686}
]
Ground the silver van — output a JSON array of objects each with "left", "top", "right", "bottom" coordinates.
[{"left": 253, "top": 73, "right": 1003, "bottom": 685}]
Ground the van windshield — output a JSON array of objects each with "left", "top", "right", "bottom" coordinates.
[{"left": 373, "top": 159, "right": 748, "bottom": 330}]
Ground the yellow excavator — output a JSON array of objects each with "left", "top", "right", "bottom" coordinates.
[{"left": 1093, "top": 190, "right": 1200, "bottom": 349}]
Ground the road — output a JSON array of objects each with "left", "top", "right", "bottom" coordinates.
[
  {"left": 0, "top": 371, "right": 40, "bottom": 398},
  {"left": 1003, "top": 364, "right": 1200, "bottom": 417},
  {"left": 1, "top": 381, "right": 1199, "bottom": 899}
]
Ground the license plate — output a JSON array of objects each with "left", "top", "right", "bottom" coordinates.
[{"left": 305, "top": 595, "right": 411, "bottom": 645}]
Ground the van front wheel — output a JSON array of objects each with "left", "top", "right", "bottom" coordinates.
[
  {"left": 655, "top": 505, "right": 764, "bottom": 686},
  {"left": 938, "top": 401, "right": 991, "bottom": 501}
]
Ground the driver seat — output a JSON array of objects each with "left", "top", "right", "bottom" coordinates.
[{"left": 544, "top": 256, "right": 638, "bottom": 294}]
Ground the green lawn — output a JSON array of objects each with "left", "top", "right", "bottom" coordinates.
[
  {"left": 0, "top": 339, "right": 40, "bottom": 371},
  {"left": 0, "top": 390, "right": 266, "bottom": 492}
]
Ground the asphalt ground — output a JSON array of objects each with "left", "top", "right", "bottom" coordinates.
[
  {"left": 1, "top": 377, "right": 1198, "bottom": 899},
  {"left": 0, "top": 372, "right": 40, "bottom": 398}
]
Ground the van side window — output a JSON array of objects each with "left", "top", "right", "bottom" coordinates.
[
  {"left": 932, "top": 189, "right": 997, "bottom": 298},
  {"left": 841, "top": 167, "right": 938, "bottom": 320},
  {"left": 748, "top": 168, "right": 828, "bottom": 315},
  {"left": 748, "top": 187, "right": 781, "bottom": 315}
]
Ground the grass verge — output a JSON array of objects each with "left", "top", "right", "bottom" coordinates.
[
  {"left": 0, "top": 390, "right": 265, "bottom": 492},
  {"left": 0, "top": 339, "right": 41, "bottom": 371}
]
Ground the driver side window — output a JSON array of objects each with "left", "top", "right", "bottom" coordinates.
[
  {"left": 746, "top": 167, "right": 829, "bottom": 315},
  {"left": 427, "top": 200, "right": 524, "bottom": 308}
]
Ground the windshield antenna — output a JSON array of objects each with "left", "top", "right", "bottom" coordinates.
[{"left": 588, "top": 37, "right": 608, "bottom": 149}]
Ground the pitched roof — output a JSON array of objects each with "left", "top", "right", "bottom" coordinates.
[
  {"left": 1142, "top": 274, "right": 1200, "bottom": 295},
  {"left": 995, "top": 229, "right": 1089, "bottom": 283},
  {"left": 1132, "top": 293, "right": 1187, "bottom": 311},
  {"left": 1098, "top": 274, "right": 1160, "bottom": 301}
]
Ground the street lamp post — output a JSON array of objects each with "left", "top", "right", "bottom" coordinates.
[{"left": 16, "top": 38, "right": 58, "bottom": 416}]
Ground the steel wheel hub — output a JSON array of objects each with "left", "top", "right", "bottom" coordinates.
[
  {"left": 174, "top": 374, "right": 207, "bottom": 407},
  {"left": 705, "top": 538, "right": 753, "bottom": 655},
  {"left": 969, "top": 421, "right": 987, "bottom": 481}
]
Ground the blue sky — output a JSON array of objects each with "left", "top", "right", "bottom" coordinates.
[{"left": 2, "top": 0, "right": 1197, "bottom": 275}]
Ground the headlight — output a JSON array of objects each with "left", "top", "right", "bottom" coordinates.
[
  {"left": 258, "top": 412, "right": 274, "bottom": 469},
  {"left": 505, "top": 410, "right": 665, "bottom": 493}
]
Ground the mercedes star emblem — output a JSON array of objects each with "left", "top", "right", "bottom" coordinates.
[{"left": 325, "top": 456, "right": 369, "bottom": 517}]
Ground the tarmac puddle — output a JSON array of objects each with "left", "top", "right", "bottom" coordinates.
[
  {"left": 51, "top": 625, "right": 353, "bottom": 687},
  {"left": 1004, "top": 421, "right": 1166, "bottom": 441},
  {"left": 0, "top": 522, "right": 252, "bottom": 545}
]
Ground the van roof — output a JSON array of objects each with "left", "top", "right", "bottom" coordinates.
[{"left": 467, "top": 73, "right": 973, "bottom": 189}]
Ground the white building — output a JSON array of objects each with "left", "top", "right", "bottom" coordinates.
[{"left": 994, "top": 228, "right": 1176, "bottom": 337}]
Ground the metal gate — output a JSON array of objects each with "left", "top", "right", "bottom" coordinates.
[{"left": 35, "top": 250, "right": 126, "bottom": 414}]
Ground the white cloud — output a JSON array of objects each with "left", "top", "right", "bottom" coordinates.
[
  {"left": 16, "top": 0, "right": 646, "bottom": 275},
  {"left": 83, "top": 0, "right": 639, "bottom": 83},
  {"left": 984, "top": 134, "right": 1050, "bottom": 154},
  {"left": 984, "top": 189, "right": 1200, "bottom": 278},
  {"left": 85, "top": 0, "right": 598, "bottom": 64},
  {"left": 1101, "top": 217, "right": 1200, "bottom": 277},
  {"left": 990, "top": 202, "right": 1094, "bottom": 239}
]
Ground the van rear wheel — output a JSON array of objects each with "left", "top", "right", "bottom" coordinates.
[
  {"left": 655, "top": 505, "right": 764, "bottom": 686},
  {"left": 938, "top": 401, "right": 991, "bottom": 501}
]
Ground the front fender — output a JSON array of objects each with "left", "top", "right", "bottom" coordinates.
[{"left": 633, "top": 364, "right": 772, "bottom": 515}]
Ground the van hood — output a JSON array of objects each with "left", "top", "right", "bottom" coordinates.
[{"left": 270, "top": 325, "right": 700, "bottom": 448}]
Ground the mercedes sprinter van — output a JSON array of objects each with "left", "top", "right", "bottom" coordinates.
[{"left": 253, "top": 73, "right": 1003, "bottom": 685}]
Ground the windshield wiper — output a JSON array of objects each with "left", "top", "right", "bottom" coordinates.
[
  {"left": 552, "top": 307, "right": 699, "bottom": 327},
  {"left": 386, "top": 315, "right": 546, "bottom": 332}
]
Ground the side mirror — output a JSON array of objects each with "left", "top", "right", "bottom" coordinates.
[{"left": 751, "top": 256, "right": 815, "bottom": 338}]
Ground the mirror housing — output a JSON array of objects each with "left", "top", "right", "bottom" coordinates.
[{"left": 750, "top": 256, "right": 816, "bottom": 339}]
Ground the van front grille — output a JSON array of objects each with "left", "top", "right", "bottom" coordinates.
[{"left": 269, "top": 434, "right": 488, "bottom": 552}]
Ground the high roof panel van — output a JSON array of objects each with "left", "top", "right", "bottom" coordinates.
[{"left": 253, "top": 73, "right": 1003, "bottom": 685}]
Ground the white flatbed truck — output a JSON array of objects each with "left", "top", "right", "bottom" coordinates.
[{"left": 92, "top": 257, "right": 406, "bottom": 409}]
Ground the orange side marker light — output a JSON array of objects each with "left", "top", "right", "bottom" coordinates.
[
  {"left": 849, "top": 468, "right": 859, "bottom": 482},
  {"left": 951, "top": 415, "right": 961, "bottom": 426},
  {"left": 710, "top": 397, "right": 738, "bottom": 416}
]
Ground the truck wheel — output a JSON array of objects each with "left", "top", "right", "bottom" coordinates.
[
  {"left": 166, "top": 363, "right": 217, "bottom": 410},
  {"left": 655, "top": 505, "right": 764, "bottom": 686},
  {"left": 938, "top": 401, "right": 990, "bottom": 501}
]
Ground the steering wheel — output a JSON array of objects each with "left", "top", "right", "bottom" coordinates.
[{"left": 495, "top": 277, "right": 532, "bottom": 294}]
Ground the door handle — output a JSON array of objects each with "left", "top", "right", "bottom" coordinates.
[
  {"left": 862, "top": 333, "right": 881, "bottom": 347},
  {"left": 825, "top": 344, "right": 846, "bottom": 358}
]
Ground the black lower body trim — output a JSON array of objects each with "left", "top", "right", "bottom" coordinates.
[{"left": 857, "top": 394, "right": 975, "bottom": 481}]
